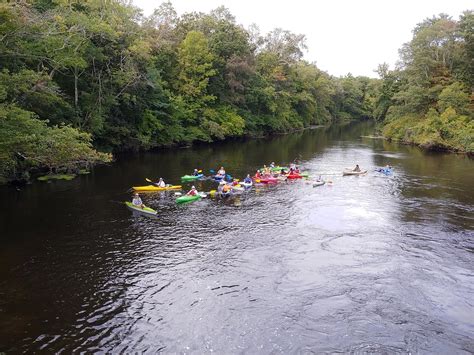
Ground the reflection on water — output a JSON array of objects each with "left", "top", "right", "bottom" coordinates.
[{"left": 0, "top": 122, "right": 473, "bottom": 353}]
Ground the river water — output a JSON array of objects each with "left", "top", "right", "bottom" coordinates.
[{"left": 1, "top": 122, "right": 473, "bottom": 353}]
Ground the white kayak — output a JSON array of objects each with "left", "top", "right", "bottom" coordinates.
[
  {"left": 343, "top": 169, "right": 367, "bottom": 176},
  {"left": 313, "top": 181, "right": 326, "bottom": 187}
]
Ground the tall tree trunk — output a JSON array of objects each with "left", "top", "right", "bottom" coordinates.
[{"left": 74, "top": 70, "right": 79, "bottom": 110}]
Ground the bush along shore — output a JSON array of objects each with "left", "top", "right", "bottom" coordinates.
[{"left": 1, "top": 2, "right": 472, "bottom": 184}]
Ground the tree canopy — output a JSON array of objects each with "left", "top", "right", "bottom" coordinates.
[{"left": 375, "top": 11, "right": 474, "bottom": 153}]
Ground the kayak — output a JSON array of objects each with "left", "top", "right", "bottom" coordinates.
[
  {"left": 213, "top": 175, "right": 225, "bottom": 181},
  {"left": 133, "top": 185, "right": 182, "bottom": 192},
  {"left": 181, "top": 174, "right": 203, "bottom": 181},
  {"left": 219, "top": 190, "right": 233, "bottom": 198},
  {"left": 231, "top": 186, "right": 244, "bottom": 193},
  {"left": 261, "top": 166, "right": 288, "bottom": 172},
  {"left": 254, "top": 176, "right": 278, "bottom": 184},
  {"left": 313, "top": 181, "right": 325, "bottom": 187},
  {"left": 300, "top": 172, "right": 309, "bottom": 178},
  {"left": 287, "top": 174, "right": 303, "bottom": 179},
  {"left": 241, "top": 181, "right": 253, "bottom": 188},
  {"left": 176, "top": 194, "right": 201, "bottom": 204},
  {"left": 343, "top": 170, "right": 367, "bottom": 176},
  {"left": 376, "top": 168, "right": 392, "bottom": 175},
  {"left": 125, "top": 201, "right": 157, "bottom": 216}
]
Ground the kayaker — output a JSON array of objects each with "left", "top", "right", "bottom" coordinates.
[
  {"left": 232, "top": 179, "right": 239, "bottom": 186},
  {"left": 244, "top": 174, "right": 252, "bottom": 184},
  {"left": 132, "top": 193, "right": 145, "bottom": 209},
  {"left": 187, "top": 186, "right": 198, "bottom": 196},
  {"left": 192, "top": 169, "right": 200, "bottom": 176},
  {"left": 270, "top": 162, "right": 275, "bottom": 168},
  {"left": 217, "top": 166, "right": 225, "bottom": 176},
  {"left": 154, "top": 178, "right": 166, "bottom": 188},
  {"left": 263, "top": 165, "right": 271, "bottom": 175},
  {"left": 353, "top": 164, "right": 361, "bottom": 172},
  {"left": 217, "top": 180, "right": 226, "bottom": 192},
  {"left": 222, "top": 184, "right": 232, "bottom": 194},
  {"left": 254, "top": 170, "right": 262, "bottom": 179}
]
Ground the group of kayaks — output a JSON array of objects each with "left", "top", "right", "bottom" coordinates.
[{"left": 125, "top": 163, "right": 393, "bottom": 216}]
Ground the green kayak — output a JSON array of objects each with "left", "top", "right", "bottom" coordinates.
[
  {"left": 125, "top": 201, "right": 157, "bottom": 216},
  {"left": 181, "top": 174, "right": 203, "bottom": 181},
  {"left": 176, "top": 194, "right": 201, "bottom": 204},
  {"left": 260, "top": 166, "right": 288, "bottom": 172}
]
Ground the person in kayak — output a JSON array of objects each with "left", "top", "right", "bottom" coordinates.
[
  {"left": 254, "top": 170, "right": 262, "bottom": 179},
  {"left": 221, "top": 183, "right": 232, "bottom": 195},
  {"left": 217, "top": 166, "right": 225, "bottom": 177},
  {"left": 244, "top": 174, "right": 252, "bottom": 184},
  {"left": 270, "top": 162, "right": 275, "bottom": 168},
  {"left": 132, "top": 193, "right": 145, "bottom": 209},
  {"left": 154, "top": 178, "right": 166, "bottom": 188},
  {"left": 187, "top": 186, "right": 199, "bottom": 196},
  {"left": 217, "top": 180, "right": 226, "bottom": 193},
  {"left": 231, "top": 179, "right": 239, "bottom": 186},
  {"left": 353, "top": 164, "right": 361, "bottom": 172},
  {"left": 262, "top": 165, "right": 271, "bottom": 175},
  {"left": 192, "top": 169, "right": 200, "bottom": 176}
]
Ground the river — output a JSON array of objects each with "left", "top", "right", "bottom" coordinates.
[{"left": 0, "top": 122, "right": 473, "bottom": 353}]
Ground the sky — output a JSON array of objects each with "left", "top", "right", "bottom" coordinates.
[{"left": 132, "top": 0, "right": 472, "bottom": 78}]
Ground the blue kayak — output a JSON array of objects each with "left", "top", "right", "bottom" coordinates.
[{"left": 376, "top": 168, "right": 392, "bottom": 175}]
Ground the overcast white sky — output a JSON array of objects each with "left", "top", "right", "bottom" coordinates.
[{"left": 132, "top": 0, "right": 472, "bottom": 78}]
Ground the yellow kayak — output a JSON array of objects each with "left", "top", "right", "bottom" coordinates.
[{"left": 132, "top": 185, "right": 182, "bottom": 192}]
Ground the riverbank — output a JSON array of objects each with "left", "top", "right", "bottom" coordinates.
[
  {"left": 2, "top": 122, "right": 334, "bottom": 186},
  {"left": 382, "top": 111, "right": 474, "bottom": 155}
]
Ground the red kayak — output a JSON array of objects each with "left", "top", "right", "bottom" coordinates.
[
  {"left": 253, "top": 176, "right": 278, "bottom": 184},
  {"left": 287, "top": 174, "right": 303, "bottom": 179}
]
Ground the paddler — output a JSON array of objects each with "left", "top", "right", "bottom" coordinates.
[
  {"left": 244, "top": 174, "right": 252, "bottom": 184},
  {"left": 192, "top": 169, "right": 200, "bottom": 176},
  {"left": 132, "top": 193, "right": 145, "bottom": 209},
  {"left": 222, "top": 183, "right": 232, "bottom": 195},
  {"left": 187, "top": 186, "right": 198, "bottom": 196},
  {"left": 154, "top": 177, "right": 166, "bottom": 188},
  {"left": 270, "top": 162, "right": 275, "bottom": 168},
  {"left": 262, "top": 165, "right": 271, "bottom": 175},
  {"left": 217, "top": 166, "right": 226, "bottom": 177},
  {"left": 353, "top": 164, "right": 361, "bottom": 172},
  {"left": 217, "top": 180, "right": 226, "bottom": 192}
]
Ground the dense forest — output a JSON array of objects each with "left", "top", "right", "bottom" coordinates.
[
  {"left": 0, "top": 1, "right": 472, "bottom": 183},
  {"left": 377, "top": 12, "right": 473, "bottom": 153}
]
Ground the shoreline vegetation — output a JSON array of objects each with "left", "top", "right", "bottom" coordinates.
[{"left": 0, "top": 2, "right": 472, "bottom": 184}]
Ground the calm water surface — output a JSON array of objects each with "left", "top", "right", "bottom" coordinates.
[{"left": 0, "top": 122, "right": 473, "bottom": 353}]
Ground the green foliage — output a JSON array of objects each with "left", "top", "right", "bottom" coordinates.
[
  {"left": 384, "top": 107, "right": 474, "bottom": 153},
  {"left": 0, "top": 103, "right": 111, "bottom": 182},
  {"left": 377, "top": 11, "right": 473, "bottom": 153}
]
